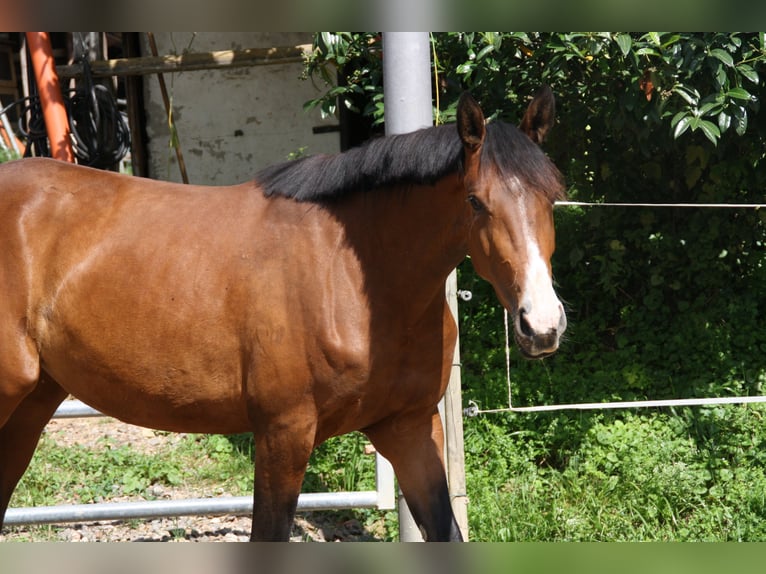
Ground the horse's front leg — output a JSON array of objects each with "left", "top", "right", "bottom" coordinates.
[
  {"left": 250, "top": 412, "right": 316, "bottom": 541},
  {"left": 365, "top": 409, "right": 463, "bottom": 542}
]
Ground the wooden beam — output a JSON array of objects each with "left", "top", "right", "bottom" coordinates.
[
  {"left": 56, "top": 45, "right": 312, "bottom": 79},
  {"left": 121, "top": 33, "right": 148, "bottom": 177}
]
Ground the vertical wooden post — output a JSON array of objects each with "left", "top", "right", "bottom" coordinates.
[
  {"left": 146, "top": 32, "right": 189, "bottom": 184},
  {"left": 122, "top": 33, "right": 148, "bottom": 177},
  {"left": 445, "top": 271, "right": 469, "bottom": 539}
]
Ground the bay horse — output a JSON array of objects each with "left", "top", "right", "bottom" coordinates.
[{"left": 0, "top": 88, "right": 566, "bottom": 541}]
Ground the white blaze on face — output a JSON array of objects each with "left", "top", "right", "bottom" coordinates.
[
  {"left": 516, "top": 194, "right": 566, "bottom": 340},
  {"left": 521, "top": 240, "right": 565, "bottom": 334}
]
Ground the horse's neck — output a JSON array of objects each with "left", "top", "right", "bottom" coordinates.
[{"left": 333, "top": 174, "right": 469, "bottom": 310}]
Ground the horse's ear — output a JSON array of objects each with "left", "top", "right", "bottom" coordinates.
[
  {"left": 457, "top": 92, "right": 485, "bottom": 152},
  {"left": 519, "top": 86, "right": 555, "bottom": 144}
]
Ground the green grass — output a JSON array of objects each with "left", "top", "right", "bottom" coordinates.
[
  {"left": 6, "top": 426, "right": 395, "bottom": 541},
  {"left": 14, "top": 404, "right": 766, "bottom": 542},
  {"left": 9, "top": 431, "right": 255, "bottom": 511},
  {"left": 11, "top": 429, "right": 384, "bottom": 511},
  {"left": 464, "top": 407, "right": 766, "bottom": 541},
  {"left": 5, "top": 428, "right": 256, "bottom": 541}
]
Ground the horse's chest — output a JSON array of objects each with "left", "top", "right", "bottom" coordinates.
[{"left": 307, "top": 303, "right": 454, "bottom": 431}]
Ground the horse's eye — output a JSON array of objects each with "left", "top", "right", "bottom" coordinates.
[{"left": 467, "top": 195, "right": 484, "bottom": 212}]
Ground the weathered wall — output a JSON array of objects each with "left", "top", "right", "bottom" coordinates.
[{"left": 143, "top": 33, "right": 338, "bottom": 185}]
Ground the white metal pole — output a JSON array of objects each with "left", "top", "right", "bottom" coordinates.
[
  {"left": 382, "top": 31, "right": 435, "bottom": 543},
  {"left": 383, "top": 32, "right": 433, "bottom": 134}
]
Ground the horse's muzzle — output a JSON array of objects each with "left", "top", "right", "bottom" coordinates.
[{"left": 514, "top": 306, "right": 566, "bottom": 359}]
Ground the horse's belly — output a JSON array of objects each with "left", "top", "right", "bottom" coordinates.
[
  {"left": 35, "top": 308, "right": 251, "bottom": 433},
  {"left": 47, "top": 362, "right": 251, "bottom": 434},
  {"left": 43, "top": 350, "right": 251, "bottom": 433}
]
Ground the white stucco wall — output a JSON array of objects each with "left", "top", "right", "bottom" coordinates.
[{"left": 143, "top": 33, "right": 339, "bottom": 185}]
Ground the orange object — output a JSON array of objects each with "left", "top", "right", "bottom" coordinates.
[
  {"left": 639, "top": 68, "right": 655, "bottom": 102},
  {"left": 25, "top": 32, "right": 74, "bottom": 162}
]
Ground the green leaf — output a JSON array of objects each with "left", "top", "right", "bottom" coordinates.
[
  {"left": 718, "top": 111, "right": 732, "bottom": 133},
  {"left": 673, "top": 85, "right": 700, "bottom": 106},
  {"left": 660, "top": 34, "right": 682, "bottom": 48},
  {"left": 635, "top": 47, "right": 661, "bottom": 57},
  {"left": 726, "top": 87, "right": 752, "bottom": 101},
  {"left": 476, "top": 44, "right": 495, "bottom": 60},
  {"left": 319, "top": 32, "right": 335, "bottom": 53},
  {"left": 699, "top": 101, "right": 723, "bottom": 116},
  {"left": 614, "top": 33, "right": 632, "bottom": 56},
  {"left": 732, "top": 105, "right": 748, "bottom": 135},
  {"left": 737, "top": 64, "right": 759, "bottom": 84},
  {"left": 710, "top": 48, "right": 734, "bottom": 67},
  {"left": 670, "top": 110, "right": 687, "bottom": 128},
  {"left": 482, "top": 31, "right": 502, "bottom": 50},
  {"left": 715, "top": 65, "right": 727, "bottom": 89},
  {"left": 697, "top": 119, "right": 721, "bottom": 145},
  {"left": 672, "top": 113, "right": 692, "bottom": 139}
]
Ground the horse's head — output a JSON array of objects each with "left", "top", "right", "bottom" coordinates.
[{"left": 458, "top": 88, "right": 567, "bottom": 358}]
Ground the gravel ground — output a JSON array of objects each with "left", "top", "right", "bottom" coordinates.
[
  {"left": 0, "top": 415, "right": 383, "bottom": 542},
  {"left": 0, "top": 513, "right": 374, "bottom": 543}
]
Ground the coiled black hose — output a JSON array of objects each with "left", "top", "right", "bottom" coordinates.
[
  {"left": 66, "top": 55, "right": 131, "bottom": 169},
  {"left": 3, "top": 55, "right": 130, "bottom": 169}
]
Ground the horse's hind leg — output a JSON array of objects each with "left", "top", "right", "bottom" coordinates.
[
  {"left": 0, "top": 371, "right": 68, "bottom": 532},
  {"left": 365, "top": 409, "right": 463, "bottom": 542}
]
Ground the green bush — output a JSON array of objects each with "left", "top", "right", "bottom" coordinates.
[{"left": 463, "top": 407, "right": 766, "bottom": 541}]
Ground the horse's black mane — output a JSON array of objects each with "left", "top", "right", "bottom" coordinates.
[{"left": 255, "top": 120, "right": 564, "bottom": 203}]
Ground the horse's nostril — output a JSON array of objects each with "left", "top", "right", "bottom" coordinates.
[{"left": 518, "top": 309, "right": 534, "bottom": 337}]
